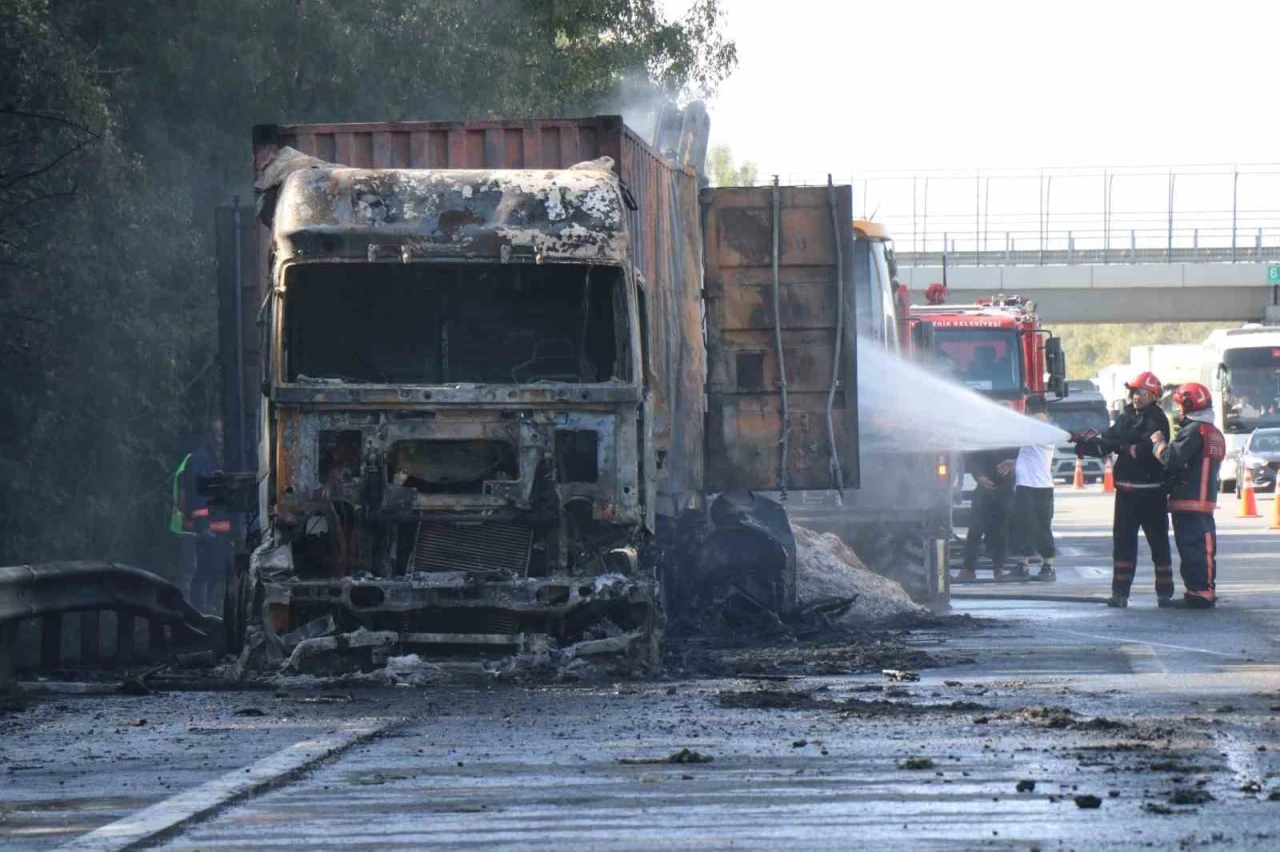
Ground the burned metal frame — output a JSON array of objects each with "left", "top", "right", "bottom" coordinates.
[{"left": 236, "top": 153, "right": 659, "bottom": 668}]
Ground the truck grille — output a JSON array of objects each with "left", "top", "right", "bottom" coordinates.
[{"left": 410, "top": 522, "right": 533, "bottom": 576}]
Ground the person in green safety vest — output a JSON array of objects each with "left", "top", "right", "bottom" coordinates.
[{"left": 170, "top": 418, "right": 231, "bottom": 613}]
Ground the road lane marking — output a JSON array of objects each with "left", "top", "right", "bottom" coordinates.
[
  {"left": 1073, "top": 566, "right": 1111, "bottom": 579},
  {"left": 56, "top": 718, "right": 402, "bottom": 852},
  {"left": 1048, "top": 627, "right": 1241, "bottom": 659}
]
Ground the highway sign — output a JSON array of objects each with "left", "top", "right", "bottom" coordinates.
[{"left": 1271, "top": 264, "right": 1280, "bottom": 284}]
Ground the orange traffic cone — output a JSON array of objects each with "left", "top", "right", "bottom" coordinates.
[
  {"left": 1239, "top": 475, "right": 1260, "bottom": 519},
  {"left": 1102, "top": 457, "right": 1115, "bottom": 493},
  {"left": 1269, "top": 485, "right": 1280, "bottom": 530},
  {"left": 1072, "top": 457, "right": 1085, "bottom": 490}
]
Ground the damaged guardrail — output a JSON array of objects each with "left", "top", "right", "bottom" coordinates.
[{"left": 0, "top": 561, "right": 221, "bottom": 681}]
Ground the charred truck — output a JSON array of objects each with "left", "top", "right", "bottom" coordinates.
[{"left": 211, "top": 114, "right": 941, "bottom": 671}]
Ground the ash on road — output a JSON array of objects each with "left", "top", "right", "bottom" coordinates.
[{"left": 4, "top": 489, "right": 1280, "bottom": 851}]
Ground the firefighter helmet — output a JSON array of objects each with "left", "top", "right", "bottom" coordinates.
[
  {"left": 1173, "top": 382, "right": 1213, "bottom": 413},
  {"left": 1125, "top": 371, "right": 1162, "bottom": 397}
]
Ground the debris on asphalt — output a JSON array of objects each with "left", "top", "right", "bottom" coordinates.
[
  {"left": 882, "top": 668, "right": 919, "bottom": 682},
  {"left": 129, "top": 718, "right": 147, "bottom": 726},
  {"left": 717, "top": 689, "right": 820, "bottom": 710},
  {"left": 672, "top": 631, "right": 949, "bottom": 679},
  {"left": 283, "top": 628, "right": 399, "bottom": 675},
  {"left": 898, "top": 757, "right": 935, "bottom": 770},
  {"left": 617, "top": 748, "right": 714, "bottom": 765},
  {"left": 1168, "top": 787, "right": 1214, "bottom": 805},
  {"left": 233, "top": 707, "right": 267, "bottom": 717},
  {"left": 1073, "top": 794, "right": 1102, "bottom": 808},
  {"left": 1141, "top": 802, "right": 1177, "bottom": 815},
  {"left": 1016, "top": 779, "right": 1036, "bottom": 793},
  {"left": 943, "top": 680, "right": 963, "bottom": 687},
  {"left": 1241, "top": 780, "right": 1262, "bottom": 794},
  {"left": 382, "top": 654, "right": 445, "bottom": 686}
]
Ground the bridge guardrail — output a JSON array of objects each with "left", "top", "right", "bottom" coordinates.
[
  {"left": 900, "top": 245, "right": 1280, "bottom": 267},
  {"left": 763, "top": 165, "right": 1280, "bottom": 266}
]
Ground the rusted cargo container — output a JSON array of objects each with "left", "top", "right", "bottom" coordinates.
[{"left": 701, "top": 185, "right": 859, "bottom": 493}]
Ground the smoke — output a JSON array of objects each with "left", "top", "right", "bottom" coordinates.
[
  {"left": 857, "top": 341, "right": 1070, "bottom": 454},
  {"left": 595, "top": 75, "right": 680, "bottom": 147}
]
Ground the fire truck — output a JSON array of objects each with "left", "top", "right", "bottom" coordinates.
[
  {"left": 909, "top": 290, "right": 1067, "bottom": 567},
  {"left": 910, "top": 290, "right": 1067, "bottom": 412}
]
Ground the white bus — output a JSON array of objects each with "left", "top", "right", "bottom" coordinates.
[{"left": 1201, "top": 325, "right": 1280, "bottom": 488}]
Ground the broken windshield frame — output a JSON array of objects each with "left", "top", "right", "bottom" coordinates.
[{"left": 277, "top": 262, "right": 635, "bottom": 387}]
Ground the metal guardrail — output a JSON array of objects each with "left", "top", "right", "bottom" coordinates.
[
  {"left": 900, "top": 245, "right": 1280, "bottom": 268},
  {"left": 764, "top": 165, "right": 1280, "bottom": 265},
  {"left": 0, "top": 562, "right": 220, "bottom": 679}
]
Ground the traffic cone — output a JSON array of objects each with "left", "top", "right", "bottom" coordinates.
[
  {"left": 1269, "top": 486, "right": 1280, "bottom": 530},
  {"left": 1239, "top": 475, "right": 1260, "bottom": 519},
  {"left": 1102, "top": 457, "right": 1115, "bottom": 493},
  {"left": 1073, "top": 457, "right": 1085, "bottom": 490}
]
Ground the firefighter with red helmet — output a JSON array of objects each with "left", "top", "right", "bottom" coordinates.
[
  {"left": 1151, "top": 382, "right": 1224, "bottom": 609},
  {"left": 1072, "top": 371, "right": 1173, "bottom": 607}
]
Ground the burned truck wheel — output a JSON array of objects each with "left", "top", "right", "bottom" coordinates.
[
  {"left": 678, "top": 491, "right": 797, "bottom": 631},
  {"left": 223, "top": 553, "right": 251, "bottom": 655},
  {"left": 855, "top": 524, "right": 949, "bottom": 611}
]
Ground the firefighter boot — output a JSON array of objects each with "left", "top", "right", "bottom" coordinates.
[
  {"left": 1165, "top": 596, "right": 1215, "bottom": 610},
  {"left": 1106, "top": 595, "right": 1129, "bottom": 608},
  {"left": 1034, "top": 563, "right": 1056, "bottom": 583}
]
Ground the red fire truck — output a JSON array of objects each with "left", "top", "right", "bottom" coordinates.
[
  {"left": 909, "top": 289, "right": 1067, "bottom": 570},
  {"left": 910, "top": 289, "right": 1067, "bottom": 410}
]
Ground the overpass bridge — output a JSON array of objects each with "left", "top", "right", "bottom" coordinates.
[
  {"left": 896, "top": 251, "right": 1280, "bottom": 324},
  {"left": 823, "top": 163, "right": 1280, "bottom": 324}
]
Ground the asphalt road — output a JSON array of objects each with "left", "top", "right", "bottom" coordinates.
[{"left": 5, "top": 486, "right": 1280, "bottom": 850}]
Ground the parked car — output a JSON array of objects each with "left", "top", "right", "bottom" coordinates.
[{"left": 1233, "top": 428, "right": 1280, "bottom": 496}]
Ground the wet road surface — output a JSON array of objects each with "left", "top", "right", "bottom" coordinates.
[{"left": 4, "top": 488, "right": 1280, "bottom": 850}]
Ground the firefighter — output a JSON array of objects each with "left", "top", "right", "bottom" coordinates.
[
  {"left": 1072, "top": 371, "right": 1173, "bottom": 607},
  {"left": 1151, "top": 383, "right": 1224, "bottom": 609},
  {"left": 956, "top": 446, "right": 1015, "bottom": 582},
  {"left": 171, "top": 419, "right": 232, "bottom": 613}
]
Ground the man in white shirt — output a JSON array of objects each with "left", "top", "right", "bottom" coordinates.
[{"left": 999, "top": 395, "right": 1057, "bottom": 582}]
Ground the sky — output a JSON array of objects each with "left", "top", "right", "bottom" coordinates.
[
  {"left": 700, "top": 0, "right": 1280, "bottom": 174},
  {"left": 668, "top": 0, "right": 1280, "bottom": 251}
]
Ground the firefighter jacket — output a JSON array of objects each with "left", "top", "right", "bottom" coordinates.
[
  {"left": 1078, "top": 403, "right": 1169, "bottom": 489},
  {"left": 1158, "top": 416, "right": 1225, "bottom": 513}
]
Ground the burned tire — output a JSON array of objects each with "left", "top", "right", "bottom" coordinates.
[
  {"left": 855, "top": 525, "right": 947, "bottom": 609},
  {"left": 223, "top": 553, "right": 250, "bottom": 655}
]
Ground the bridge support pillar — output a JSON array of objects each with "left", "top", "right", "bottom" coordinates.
[{"left": 1263, "top": 305, "right": 1280, "bottom": 325}]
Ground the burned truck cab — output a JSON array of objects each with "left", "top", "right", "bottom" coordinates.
[{"left": 237, "top": 156, "right": 658, "bottom": 667}]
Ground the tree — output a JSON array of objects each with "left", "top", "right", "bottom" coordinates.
[
  {"left": 1055, "top": 323, "right": 1222, "bottom": 381},
  {"left": 707, "top": 143, "right": 759, "bottom": 187},
  {"left": 0, "top": 0, "right": 737, "bottom": 571}
]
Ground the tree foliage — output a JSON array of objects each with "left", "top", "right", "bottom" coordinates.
[
  {"left": 1055, "top": 322, "right": 1223, "bottom": 380},
  {"left": 707, "top": 143, "right": 758, "bottom": 187},
  {"left": 0, "top": 0, "right": 736, "bottom": 572}
]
